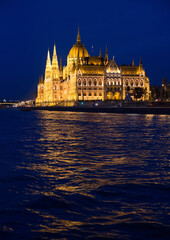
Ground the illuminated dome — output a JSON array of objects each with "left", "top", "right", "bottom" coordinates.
[{"left": 68, "top": 28, "right": 89, "bottom": 58}]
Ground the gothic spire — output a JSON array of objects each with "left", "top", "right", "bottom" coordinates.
[
  {"left": 45, "top": 49, "right": 51, "bottom": 78},
  {"left": 46, "top": 49, "right": 51, "bottom": 69},
  {"left": 139, "top": 57, "right": 142, "bottom": 65},
  {"left": 99, "top": 48, "right": 102, "bottom": 57},
  {"left": 105, "top": 45, "right": 108, "bottom": 64},
  {"left": 77, "top": 26, "right": 81, "bottom": 42},
  {"left": 60, "top": 58, "right": 63, "bottom": 71},
  {"left": 47, "top": 49, "right": 50, "bottom": 60},
  {"left": 53, "top": 43, "right": 56, "bottom": 56},
  {"left": 132, "top": 59, "right": 135, "bottom": 66},
  {"left": 52, "top": 44, "right": 59, "bottom": 69},
  {"left": 139, "top": 57, "right": 143, "bottom": 71}
]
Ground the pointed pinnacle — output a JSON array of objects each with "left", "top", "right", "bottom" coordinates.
[
  {"left": 99, "top": 48, "right": 102, "bottom": 57},
  {"left": 106, "top": 44, "right": 108, "bottom": 53},
  {"left": 132, "top": 59, "right": 135, "bottom": 66},
  {"left": 47, "top": 49, "right": 50, "bottom": 60},
  {"left": 60, "top": 58, "right": 62, "bottom": 71},
  {"left": 53, "top": 44, "right": 56, "bottom": 56},
  {"left": 77, "top": 26, "right": 81, "bottom": 42},
  {"left": 140, "top": 57, "right": 142, "bottom": 65}
]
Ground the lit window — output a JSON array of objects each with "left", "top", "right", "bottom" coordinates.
[
  {"left": 83, "top": 79, "right": 86, "bottom": 86},
  {"left": 93, "top": 79, "right": 97, "bottom": 86},
  {"left": 78, "top": 80, "right": 81, "bottom": 86}
]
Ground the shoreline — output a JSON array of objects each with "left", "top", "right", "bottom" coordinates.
[{"left": 19, "top": 106, "right": 170, "bottom": 115}]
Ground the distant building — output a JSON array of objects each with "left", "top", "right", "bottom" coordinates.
[
  {"left": 36, "top": 29, "right": 150, "bottom": 105},
  {"left": 150, "top": 78, "right": 170, "bottom": 101},
  {"left": 161, "top": 78, "right": 170, "bottom": 100},
  {"left": 150, "top": 85, "right": 161, "bottom": 100}
]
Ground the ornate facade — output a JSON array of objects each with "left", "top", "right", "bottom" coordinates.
[{"left": 36, "top": 29, "right": 150, "bottom": 105}]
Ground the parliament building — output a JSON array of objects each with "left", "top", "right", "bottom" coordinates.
[{"left": 36, "top": 29, "right": 150, "bottom": 105}]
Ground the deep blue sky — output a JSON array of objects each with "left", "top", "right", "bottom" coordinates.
[{"left": 0, "top": 0, "right": 170, "bottom": 100}]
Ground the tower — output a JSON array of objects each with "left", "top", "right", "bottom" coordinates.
[
  {"left": 52, "top": 44, "right": 59, "bottom": 79},
  {"left": 139, "top": 57, "right": 143, "bottom": 72},
  {"left": 45, "top": 49, "right": 51, "bottom": 79},
  {"left": 99, "top": 48, "right": 102, "bottom": 58},
  {"left": 132, "top": 59, "right": 135, "bottom": 66},
  {"left": 105, "top": 45, "right": 108, "bottom": 65}
]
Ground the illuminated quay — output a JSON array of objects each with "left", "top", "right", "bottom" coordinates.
[{"left": 36, "top": 29, "right": 150, "bottom": 106}]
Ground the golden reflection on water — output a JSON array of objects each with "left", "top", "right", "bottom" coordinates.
[
  {"left": 21, "top": 112, "right": 170, "bottom": 194},
  {"left": 16, "top": 111, "right": 170, "bottom": 238},
  {"left": 1, "top": 110, "right": 170, "bottom": 240}
]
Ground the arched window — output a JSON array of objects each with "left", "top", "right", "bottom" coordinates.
[
  {"left": 83, "top": 79, "right": 86, "bottom": 86},
  {"left": 78, "top": 80, "right": 81, "bottom": 86},
  {"left": 125, "top": 80, "right": 128, "bottom": 86},
  {"left": 140, "top": 81, "right": 143, "bottom": 86},
  {"left": 130, "top": 81, "right": 133, "bottom": 86},
  {"left": 93, "top": 79, "right": 97, "bottom": 86},
  {"left": 89, "top": 93, "right": 91, "bottom": 96},
  {"left": 99, "top": 80, "right": 102, "bottom": 86},
  {"left": 88, "top": 79, "right": 92, "bottom": 86},
  {"left": 136, "top": 81, "right": 138, "bottom": 86}
]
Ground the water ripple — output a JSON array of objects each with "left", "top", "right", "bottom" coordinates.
[{"left": 0, "top": 110, "right": 169, "bottom": 239}]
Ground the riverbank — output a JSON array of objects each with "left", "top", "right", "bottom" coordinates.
[{"left": 19, "top": 105, "right": 170, "bottom": 115}]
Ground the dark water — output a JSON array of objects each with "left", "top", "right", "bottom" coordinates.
[{"left": 0, "top": 109, "right": 169, "bottom": 240}]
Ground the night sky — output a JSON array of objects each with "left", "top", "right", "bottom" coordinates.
[{"left": 0, "top": 0, "right": 170, "bottom": 100}]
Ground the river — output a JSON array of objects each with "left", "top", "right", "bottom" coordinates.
[{"left": 0, "top": 109, "right": 169, "bottom": 239}]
